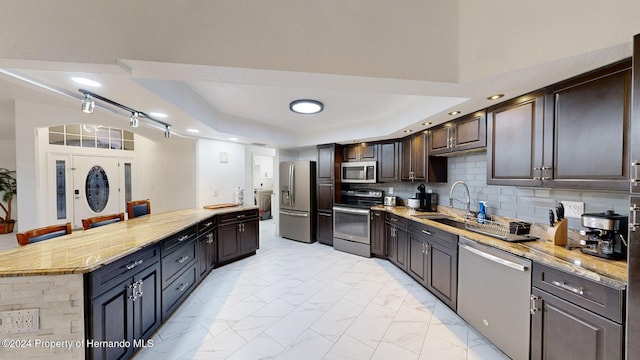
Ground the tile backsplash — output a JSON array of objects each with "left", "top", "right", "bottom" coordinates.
[{"left": 356, "top": 151, "right": 629, "bottom": 230}]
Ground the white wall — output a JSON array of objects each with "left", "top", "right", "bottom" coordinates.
[{"left": 196, "top": 139, "right": 246, "bottom": 207}]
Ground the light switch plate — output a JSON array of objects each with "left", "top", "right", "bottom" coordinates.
[{"left": 561, "top": 201, "right": 584, "bottom": 218}]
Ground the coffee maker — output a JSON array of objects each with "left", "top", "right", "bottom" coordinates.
[
  {"left": 415, "top": 184, "right": 438, "bottom": 212},
  {"left": 579, "top": 211, "right": 628, "bottom": 260}
]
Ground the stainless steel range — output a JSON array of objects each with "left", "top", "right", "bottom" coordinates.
[{"left": 332, "top": 189, "right": 383, "bottom": 257}]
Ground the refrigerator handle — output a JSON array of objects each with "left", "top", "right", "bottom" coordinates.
[{"left": 290, "top": 163, "right": 295, "bottom": 207}]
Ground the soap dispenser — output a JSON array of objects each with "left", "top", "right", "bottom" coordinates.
[{"left": 477, "top": 201, "right": 487, "bottom": 224}]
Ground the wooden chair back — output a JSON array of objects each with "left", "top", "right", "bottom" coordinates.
[
  {"left": 82, "top": 213, "right": 125, "bottom": 230},
  {"left": 16, "top": 222, "right": 72, "bottom": 246},
  {"left": 127, "top": 199, "right": 151, "bottom": 219}
]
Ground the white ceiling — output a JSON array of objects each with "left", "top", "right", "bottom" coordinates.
[{"left": 0, "top": 2, "right": 636, "bottom": 149}]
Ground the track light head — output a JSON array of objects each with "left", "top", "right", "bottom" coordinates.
[
  {"left": 164, "top": 125, "right": 172, "bottom": 138},
  {"left": 129, "top": 112, "right": 140, "bottom": 128},
  {"left": 81, "top": 94, "right": 95, "bottom": 114}
]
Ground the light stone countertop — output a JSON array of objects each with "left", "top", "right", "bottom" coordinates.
[
  {"left": 0, "top": 206, "right": 258, "bottom": 277},
  {"left": 373, "top": 205, "right": 627, "bottom": 290}
]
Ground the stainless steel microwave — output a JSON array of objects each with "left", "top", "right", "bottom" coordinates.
[{"left": 341, "top": 161, "right": 377, "bottom": 183}]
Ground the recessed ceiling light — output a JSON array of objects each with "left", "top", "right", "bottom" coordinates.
[
  {"left": 487, "top": 94, "right": 504, "bottom": 100},
  {"left": 72, "top": 77, "right": 101, "bottom": 87},
  {"left": 290, "top": 99, "right": 323, "bottom": 114},
  {"left": 404, "top": 129, "right": 413, "bottom": 133},
  {"left": 229, "top": 137, "right": 239, "bottom": 141},
  {"left": 448, "top": 111, "right": 461, "bottom": 116},
  {"left": 186, "top": 128, "right": 200, "bottom": 133},
  {"left": 150, "top": 112, "right": 168, "bottom": 118},
  {"left": 421, "top": 122, "right": 432, "bottom": 126}
]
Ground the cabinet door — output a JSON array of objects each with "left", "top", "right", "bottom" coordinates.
[
  {"left": 317, "top": 144, "right": 335, "bottom": 181},
  {"left": 198, "top": 231, "right": 216, "bottom": 278},
  {"left": 378, "top": 141, "right": 400, "bottom": 182},
  {"left": 360, "top": 143, "right": 376, "bottom": 159},
  {"left": 547, "top": 63, "right": 630, "bottom": 190},
  {"left": 91, "top": 279, "right": 134, "bottom": 360},
  {"left": 217, "top": 223, "right": 240, "bottom": 263},
  {"left": 395, "top": 228, "right": 408, "bottom": 271},
  {"left": 317, "top": 211, "right": 333, "bottom": 245},
  {"left": 386, "top": 223, "right": 397, "bottom": 264},
  {"left": 317, "top": 182, "right": 334, "bottom": 212},
  {"left": 453, "top": 110, "right": 486, "bottom": 152},
  {"left": 408, "top": 235, "right": 427, "bottom": 284},
  {"left": 133, "top": 262, "right": 162, "bottom": 341},
  {"left": 401, "top": 136, "right": 413, "bottom": 180},
  {"left": 531, "top": 288, "right": 623, "bottom": 360},
  {"left": 411, "top": 133, "right": 427, "bottom": 180},
  {"left": 487, "top": 92, "right": 545, "bottom": 186},
  {"left": 344, "top": 143, "right": 376, "bottom": 161},
  {"left": 370, "top": 211, "right": 386, "bottom": 257},
  {"left": 429, "top": 126, "right": 451, "bottom": 155},
  {"left": 427, "top": 240, "right": 457, "bottom": 310},
  {"left": 240, "top": 220, "right": 259, "bottom": 254}
]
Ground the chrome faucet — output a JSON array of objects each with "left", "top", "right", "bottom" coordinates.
[{"left": 449, "top": 180, "right": 471, "bottom": 216}]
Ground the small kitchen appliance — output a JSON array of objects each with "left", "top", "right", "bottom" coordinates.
[
  {"left": 579, "top": 211, "right": 628, "bottom": 260},
  {"left": 413, "top": 184, "right": 437, "bottom": 212},
  {"left": 384, "top": 196, "right": 396, "bottom": 206}
]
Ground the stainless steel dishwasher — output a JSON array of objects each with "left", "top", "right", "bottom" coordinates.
[{"left": 458, "top": 237, "right": 532, "bottom": 360}]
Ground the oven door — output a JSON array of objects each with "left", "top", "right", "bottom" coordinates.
[{"left": 333, "top": 206, "right": 371, "bottom": 244}]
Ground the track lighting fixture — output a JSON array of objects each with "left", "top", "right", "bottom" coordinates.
[
  {"left": 81, "top": 93, "right": 95, "bottom": 114},
  {"left": 78, "top": 89, "right": 172, "bottom": 138},
  {"left": 130, "top": 112, "right": 140, "bottom": 128}
]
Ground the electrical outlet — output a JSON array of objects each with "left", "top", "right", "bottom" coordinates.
[
  {"left": 2, "top": 309, "right": 39, "bottom": 334},
  {"left": 561, "top": 201, "right": 584, "bottom": 218},
  {"left": 388, "top": 187, "right": 394, "bottom": 195}
]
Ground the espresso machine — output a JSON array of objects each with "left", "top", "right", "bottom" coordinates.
[{"left": 579, "top": 211, "right": 628, "bottom": 260}]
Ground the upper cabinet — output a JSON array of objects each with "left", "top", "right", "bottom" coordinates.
[
  {"left": 429, "top": 111, "right": 487, "bottom": 155},
  {"left": 488, "top": 59, "right": 631, "bottom": 190},
  {"left": 401, "top": 132, "right": 447, "bottom": 182},
  {"left": 344, "top": 143, "right": 377, "bottom": 161},
  {"left": 377, "top": 140, "right": 401, "bottom": 183}
]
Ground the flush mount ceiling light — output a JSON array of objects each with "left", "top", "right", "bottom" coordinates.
[
  {"left": 487, "top": 94, "right": 505, "bottom": 100},
  {"left": 289, "top": 99, "right": 323, "bottom": 114},
  {"left": 72, "top": 77, "right": 101, "bottom": 87},
  {"left": 129, "top": 112, "right": 140, "bottom": 128},
  {"left": 81, "top": 93, "right": 95, "bottom": 113}
]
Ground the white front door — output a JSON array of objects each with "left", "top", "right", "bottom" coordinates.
[{"left": 72, "top": 156, "right": 120, "bottom": 228}]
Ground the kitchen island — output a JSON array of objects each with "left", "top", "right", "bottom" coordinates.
[{"left": 0, "top": 206, "right": 259, "bottom": 360}]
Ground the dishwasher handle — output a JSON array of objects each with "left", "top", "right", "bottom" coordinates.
[{"left": 459, "top": 243, "right": 528, "bottom": 272}]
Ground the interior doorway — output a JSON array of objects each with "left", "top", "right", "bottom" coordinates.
[{"left": 252, "top": 155, "right": 274, "bottom": 220}]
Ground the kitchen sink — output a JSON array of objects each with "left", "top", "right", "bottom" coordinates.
[{"left": 412, "top": 214, "right": 467, "bottom": 229}]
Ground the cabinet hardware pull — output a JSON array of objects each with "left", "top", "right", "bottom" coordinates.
[
  {"left": 422, "top": 243, "right": 425, "bottom": 254},
  {"left": 426, "top": 244, "right": 431, "bottom": 255},
  {"left": 207, "top": 233, "right": 214, "bottom": 244},
  {"left": 178, "top": 235, "right": 189, "bottom": 242},
  {"left": 631, "top": 161, "right": 640, "bottom": 184},
  {"left": 204, "top": 221, "right": 213, "bottom": 227},
  {"left": 551, "top": 280, "right": 584, "bottom": 295},
  {"left": 136, "top": 280, "right": 144, "bottom": 297},
  {"left": 178, "top": 283, "right": 190, "bottom": 292},
  {"left": 126, "top": 260, "right": 143, "bottom": 270},
  {"left": 530, "top": 295, "right": 539, "bottom": 315},
  {"left": 390, "top": 218, "right": 398, "bottom": 222},
  {"left": 630, "top": 204, "right": 640, "bottom": 232},
  {"left": 421, "top": 229, "right": 431, "bottom": 236},
  {"left": 177, "top": 256, "right": 189, "bottom": 264},
  {"left": 237, "top": 214, "right": 246, "bottom": 218}
]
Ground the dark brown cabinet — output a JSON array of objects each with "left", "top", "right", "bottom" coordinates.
[
  {"left": 429, "top": 111, "right": 486, "bottom": 155},
  {"left": 385, "top": 213, "right": 408, "bottom": 271},
  {"left": 377, "top": 140, "right": 401, "bottom": 182},
  {"left": 217, "top": 210, "right": 259, "bottom": 264},
  {"left": 407, "top": 221, "right": 457, "bottom": 310},
  {"left": 370, "top": 210, "right": 386, "bottom": 258},
  {"left": 197, "top": 218, "right": 217, "bottom": 281},
  {"left": 316, "top": 143, "right": 343, "bottom": 245},
  {"left": 401, "top": 132, "right": 447, "bottom": 182},
  {"left": 344, "top": 143, "right": 377, "bottom": 161},
  {"left": 87, "top": 245, "right": 161, "bottom": 360},
  {"left": 531, "top": 263, "right": 624, "bottom": 360},
  {"left": 488, "top": 60, "right": 631, "bottom": 190}
]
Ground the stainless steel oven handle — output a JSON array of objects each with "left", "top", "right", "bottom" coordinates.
[
  {"left": 280, "top": 210, "right": 308, "bottom": 217},
  {"left": 332, "top": 207, "right": 371, "bottom": 215},
  {"left": 459, "top": 243, "right": 527, "bottom": 272}
]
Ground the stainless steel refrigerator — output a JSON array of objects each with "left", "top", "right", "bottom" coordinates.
[{"left": 279, "top": 161, "right": 316, "bottom": 243}]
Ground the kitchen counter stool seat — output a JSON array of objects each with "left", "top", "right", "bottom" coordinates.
[
  {"left": 127, "top": 199, "right": 151, "bottom": 219},
  {"left": 16, "top": 222, "right": 72, "bottom": 246},
  {"left": 82, "top": 212, "right": 125, "bottom": 230}
]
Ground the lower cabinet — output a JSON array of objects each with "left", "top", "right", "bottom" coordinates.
[
  {"left": 408, "top": 221, "right": 458, "bottom": 310},
  {"left": 217, "top": 209, "right": 260, "bottom": 264},
  {"left": 317, "top": 211, "right": 333, "bottom": 245},
  {"left": 87, "top": 245, "right": 162, "bottom": 360},
  {"left": 531, "top": 263, "right": 624, "bottom": 360},
  {"left": 385, "top": 213, "right": 408, "bottom": 271},
  {"left": 198, "top": 230, "right": 217, "bottom": 280},
  {"left": 370, "top": 210, "right": 386, "bottom": 257}
]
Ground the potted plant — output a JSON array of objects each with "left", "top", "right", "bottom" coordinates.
[{"left": 0, "top": 168, "right": 16, "bottom": 234}]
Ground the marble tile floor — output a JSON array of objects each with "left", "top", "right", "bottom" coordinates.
[{"left": 132, "top": 219, "right": 509, "bottom": 360}]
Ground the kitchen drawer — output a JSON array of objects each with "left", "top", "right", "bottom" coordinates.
[
  {"left": 162, "top": 239, "right": 197, "bottom": 287},
  {"left": 532, "top": 262, "right": 624, "bottom": 323},
  {"left": 88, "top": 244, "right": 160, "bottom": 299},
  {"left": 162, "top": 263, "right": 197, "bottom": 318},
  {"left": 219, "top": 209, "right": 259, "bottom": 224},
  {"left": 198, "top": 216, "right": 217, "bottom": 235},
  {"left": 385, "top": 213, "right": 407, "bottom": 229},
  {"left": 162, "top": 225, "right": 197, "bottom": 255},
  {"left": 409, "top": 220, "right": 457, "bottom": 248}
]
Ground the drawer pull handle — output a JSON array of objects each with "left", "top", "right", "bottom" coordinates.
[
  {"left": 421, "top": 230, "right": 431, "bottom": 236},
  {"left": 178, "top": 235, "right": 190, "bottom": 242},
  {"left": 178, "top": 283, "right": 190, "bottom": 292},
  {"left": 551, "top": 280, "right": 584, "bottom": 295},
  {"left": 177, "top": 256, "right": 189, "bottom": 264},
  {"left": 390, "top": 218, "right": 398, "bottom": 222},
  {"left": 126, "top": 260, "right": 143, "bottom": 270},
  {"left": 237, "top": 214, "right": 246, "bottom": 218}
]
